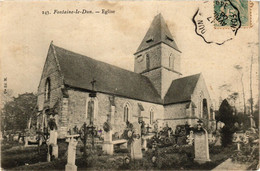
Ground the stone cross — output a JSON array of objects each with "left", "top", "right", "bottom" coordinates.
[
  {"left": 187, "top": 130, "right": 194, "bottom": 145},
  {"left": 65, "top": 135, "right": 79, "bottom": 171},
  {"left": 131, "top": 122, "right": 142, "bottom": 159},
  {"left": 194, "top": 128, "right": 210, "bottom": 163}
]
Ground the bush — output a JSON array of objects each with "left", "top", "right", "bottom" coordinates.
[{"left": 220, "top": 126, "right": 235, "bottom": 147}]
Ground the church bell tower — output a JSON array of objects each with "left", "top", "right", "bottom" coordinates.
[{"left": 134, "top": 13, "right": 182, "bottom": 98}]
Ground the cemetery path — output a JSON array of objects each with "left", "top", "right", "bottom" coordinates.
[{"left": 212, "top": 158, "right": 251, "bottom": 171}]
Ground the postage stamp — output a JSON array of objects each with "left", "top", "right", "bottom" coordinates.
[{"left": 214, "top": 0, "right": 252, "bottom": 28}]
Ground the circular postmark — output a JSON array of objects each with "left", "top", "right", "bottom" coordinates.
[{"left": 192, "top": 1, "right": 241, "bottom": 45}]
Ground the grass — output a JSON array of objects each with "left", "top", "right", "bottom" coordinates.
[{"left": 3, "top": 140, "right": 237, "bottom": 170}]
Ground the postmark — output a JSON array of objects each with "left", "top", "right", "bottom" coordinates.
[
  {"left": 214, "top": 0, "right": 253, "bottom": 28},
  {"left": 193, "top": 1, "right": 240, "bottom": 45}
]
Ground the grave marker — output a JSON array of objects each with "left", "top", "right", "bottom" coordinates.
[
  {"left": 65, "top": 135, "right": 79, "bottom": 171},
  {"left": 194, "top": 122, "right": 210, "bottom": 164},
  {"left": 47, "top": 130, "right": 58, "bottom": 161},
  {"left": 102, "top": 116, "right": 113, "bottom": 155},
  {"left": 131, "top": 122, "right": 142, "bottom": 159}
]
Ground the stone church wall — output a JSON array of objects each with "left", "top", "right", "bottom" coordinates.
[
  {"left": 65, "top": 89, "right": 164, "bottom": 138},
  {"left": 37, "top": 48, "right": 63, "bottom": 111},
  {"left": 37, "top": 47, "right": 64, "bottom": 137},
  {"left": 191, "top": 75, "right": 212, "bottom": 119},
  {"left": 134, "top": 44, "right": 161, "bottom": 73},
  {"left": 164, "top": 103, "right": 189, "bottom": 131}
]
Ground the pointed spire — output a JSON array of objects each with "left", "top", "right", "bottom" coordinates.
[{"left": 135, "top": 13, "right": 180, "bottom": 53}]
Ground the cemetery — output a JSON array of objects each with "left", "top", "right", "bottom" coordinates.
[{"left": 1, "top": 117, "right": 259, "bottom": 170}]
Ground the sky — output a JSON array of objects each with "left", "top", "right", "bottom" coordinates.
[{"left": 0, "top": 1, "right": 259, "bottom": 110}]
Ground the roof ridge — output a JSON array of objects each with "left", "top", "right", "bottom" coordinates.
[{"left": 173, "top": 73, "right": 201, "bottom": 81}]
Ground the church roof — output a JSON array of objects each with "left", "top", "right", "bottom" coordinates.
[
  {"left": 135, "top": 13, "right": 180, "bottom": 54},
  {"left": 164, "top": 74, "right": 201, "bottom": 105},
  {"left": 51, "top": 44, "right": 163, "bottom": 104}
]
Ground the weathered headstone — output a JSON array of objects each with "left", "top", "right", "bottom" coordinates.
[
  {"left": 233, "top": 132, "right": 244, "bottom": 151},
  {"left": 194, "top": 126, "right": 210, "bottom": 163},
  {"left": 65, "top": 135, "right": 79, "bottom": 171},
  {"left": 131, "top": 122, "right": 142, "bottom": 159},
  {"left": 102, "top": 130, "right": 113, "bottom": 155},
  {"left": 214, "top": 130, "right": 221, "bottom": 146},
  {"left": 47, "top": 130, "right": 58, "bottom": 161},
  {"left": 142, "top": 138, "right": 148, "bottom": 151},
  {"left": 25, "top": 137, "right": 29, "bottom": 146},
  {"left": 102, "top": 116, "right": 114, "bottom": 155}
]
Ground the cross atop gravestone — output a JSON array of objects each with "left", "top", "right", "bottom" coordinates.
[{"left": 194, "top": 120, "right": 210, "bottom": 164}]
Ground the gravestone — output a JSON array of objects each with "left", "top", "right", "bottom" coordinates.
[
  {"left": 233, "top": 132, "right": 244, "bottom": 151},
  {"left": 47, "top": 130, "right": 58, "bottom": 161},
  {"left": 194, "top": 127, "right": 210, "bottom": 163},
  {"left": 131, "top": 122, "right": 142, "bottom": 159},
  {"left": 102, "top": 130, "right": 113, "bottom": 155},
  {"left": 65, "top": 136, "right": 79, "bottom": 171},
  {"left": 102, "top": 117, "right": 114, "bottom": 155},
  {"left": 214, "top": 130, "right": 221, "bottom": 146},
  {"left": 142, "top": 138, "right": 148, "bottom": 151}
]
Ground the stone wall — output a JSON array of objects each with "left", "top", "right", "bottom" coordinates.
[
  {"left": 142, "top": 68, "right": 162, "bottom": 96},
  {"left": 37, "top": 46, "right": 63, "bottom": 111},
  {"left": 134, "top": 44, "right": 161, "bottom": 73},
  {"left": 191, "top": 74, "right": 212, "bottom": 119},
  {"left": 161, "top": 68, "right": 181, "bottom": 98},
  {"left": 164, "top": 103, "right": 189, "bottom": 130},
  {"left": 37, "top": 46, "right": 64, "bottom": 136},
  {"left": 64, "top": 89, "right": 164, "bottom": 137},
  {"left": 161, "top": 43, "right": 181, "bottom": 73}
]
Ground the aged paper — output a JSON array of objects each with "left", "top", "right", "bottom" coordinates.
[{"left": 0, "top": 0, "right": 259, "bottom": 170}]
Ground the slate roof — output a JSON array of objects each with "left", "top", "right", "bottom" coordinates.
[
  {"left": 52, "top": 44, "right": 163, "bottom": 104},
  {"left": 164, "top": 74, "right": 201, "bottom": 105},
  {"left": 135, "top": 13, "right": 180, "bottom": 54}
]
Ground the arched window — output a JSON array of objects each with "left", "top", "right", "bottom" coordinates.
[
  {"left": 150, "top": 108, "right": 154, "bottom": 125},
  {"left": 86, "top": 97, "right": 98, "bottom": 125},
  {"left": 203, "top": 98, "right": 208, "bottom": 119},
  {"left": 169, "top": 53, "right": 174, "bottom": 69},
  {"left": 45, "top": 78, "right": 51, "bottom": 101},
  {"left": 124, "top": 105, "right": 129, "bottom": 123},
  {"left": 199, "top": 91, "right": 204, "bottom": 118},
  {"left": 123, "top": 102, "right": 131, "bottom": 123}
]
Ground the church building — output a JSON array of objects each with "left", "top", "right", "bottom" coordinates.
[{"left": 36, "top": 14, "right": 215, "bottom": 138}]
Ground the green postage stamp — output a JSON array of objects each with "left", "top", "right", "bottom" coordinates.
[{"left": 214, "top": 0, "right": 252, "bottom": 28}]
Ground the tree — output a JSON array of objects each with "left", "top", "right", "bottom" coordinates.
[
  {"left": 253, "top": 101, "right": 259, "bottom": 128},
  {"left": 218, "top": 99, "right": 235, "bottom": 125},
  {"left": 234, "top": 65, "right": 246, "bottom": 115},
  {"left": 218, "top": 99, "right": 236, "bottom": 147},
  {"left": 248, "top": 42, "right": 258, "bottom": 118},
  {"left": 1, "top": 93, "right": 37, "bottom": 132}
]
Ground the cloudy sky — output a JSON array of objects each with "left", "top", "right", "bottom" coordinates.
[{"left": 0, "top": 1, "right": 258, "bottom": 109}]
